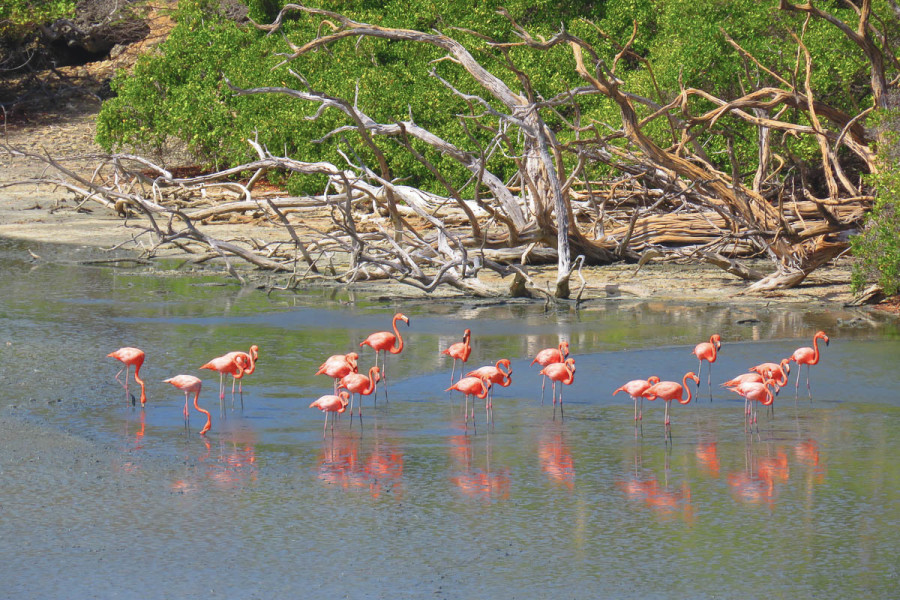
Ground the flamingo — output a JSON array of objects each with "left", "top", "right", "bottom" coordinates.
[
  {"left": 359, "top": 313, "right": 410, "bottom": 400},
  {"left": 200, "top": 353, "right": 248, "bottom": 416},
  {"left": 540, "top": 357, "right": 576, "bottom": 418},
  {"left": 531, "top": 341, "right": 570, "bottom": 405},
  {"left": 642, "top": 371, "right": 699, "bottom": 437},
  {"left": 309, "top": 390, "right": 351, "bottom": 438},
  {"left": 728, "top": 378, "right": 777, "bottom": 427},
  {"left": 722, "top": 372, "right": 764, "bottom": 389},
  {"left": 442, "top": 328, "right": 472, "bottom": 384},
  {"left": 108, "top": 347, "right": 147, "bottom": 407},
  {"left": 613, "top": 375, "right": 661, "bottom": 422},
  {"left": 340, "top": 366, "right": 380, "bottom": 422},
  {"left": 316, "top": 352, "right": 359, "bottom": 393},
  {"left": 446, "top": 376, "right": 492, "bottom": 428},
  {"left": 693, "top": 334, "right": 721, "bottom": 401},
  {"left": 164, "top": 374, "right": 211, "bottom": 435},
  {"left": 790, "top": 331, "right": 829, "bottom": 398},
  {"left": 220, "top": 344, "right": 259, "bottom": 409},
  {"left": 465, "top": 359, "right": 512, "bottom": 419},
  {"left": 749, "top": 358, "right": 791, "bottom": 389}
]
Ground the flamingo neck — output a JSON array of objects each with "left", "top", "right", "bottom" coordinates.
[
  {"left": 390, "top": 316, "right": 405, "bottom": 354},
  {"left": 243, "top": 348, "right": 257, "bottom": 375},
  {"left": 810, "top": 335, "right": 822, "bottom": 364},
  {"left": 193, "top": 390, "right": 211, "bottom": 434},
  {"left": 682, "top": 373, "right": 694, "bottom": 404},
  {"left": 133, "top": 363, "right": 147, "bottom": 405},
  {"left": 363, "top": 367, "right": 379, "bottom": 394}
]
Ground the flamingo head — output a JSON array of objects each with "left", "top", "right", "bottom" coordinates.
[
  {"left": 815, "top": 331, "right": 830, "bottom": 346},
  {"left": 559, "top": 341, "right": 570, "bottom": 357},
  {"left": 249, "top": 345, "right": 260, "bottom": 360},
  {"left": 711, "top": 334, "right": 722, "bottom": 349},
  {"left": 395, "top": 313, "right": 411, "bottom": 326},
  {"left": 647, "top": 375, "right": 661, "bottom": 385},
  {"left": 780, "top": 358, "right": 791, "bottom": 375},
  {"left": 565, "top": 358, "right": 576, "bottom": 372},
  {"left": 463, "top": 329, "right": 471, "bottom": 341}
]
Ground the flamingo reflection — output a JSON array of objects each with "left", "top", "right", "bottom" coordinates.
[
  {"left": 170, "top": 428, "right": 258, "bottom": 492},
  {"left": 617, "top": 445, "right": 693, "bottom": 522},
  {"left": 538, "top": 426, "right": 575, "bottom": 490},
  {"left": 115, "top": 410, "right": 147, "bottom": 475},
  {"left": 727, "top": 441, "right": 788, "bottom": 508},
  {"left": 317, "top": 431, "right": 404, "bottom": 498},
  {"left": 695, "top": 441, "right": 720, "bottom": 478},
  {"left": 449, "top": 428, "right": 510, "bottom": 501}
]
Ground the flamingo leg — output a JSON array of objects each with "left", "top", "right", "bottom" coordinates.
[
  {"left": 706, "top": 363, "right": 713, "bottom": 402},
  {"left": 449, "top": 360, "right": 457, "bottom": 385},
  {"left": 183, "top": 391, "right": 190, "bottom": 430},
  {"left": 218, "top": 373, "right": 226, "bottom": 417},
  {"left": 540, "top": 375, "right": 546, "bottom": 405},
  {"left": 381, "top": 352, "right": 389, "bottom": 403}
]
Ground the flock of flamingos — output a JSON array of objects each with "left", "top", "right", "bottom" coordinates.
[{"left": 106, "top": 312, "right": 830, "bottom": 439}]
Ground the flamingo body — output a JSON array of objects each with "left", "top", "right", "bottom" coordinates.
[
  {"left": 165, "top": 374, "right": 210, "bottom": 435},
  {"left": 108, "top": 346, "right": 147, "bottom": 407},
  {"left": 442, "top": 329, "right": 472, "bottom": 383},
  {"left": 693, "top": 334, "right": 721, "bottom": 401},
  {"left": 613, "top": 375, "right": 660, "bottom": 421},
  {"left": 310, "top": 391, "right": 351, "bottom": 437},
  {"left": 642, "top": 371, "right": 699, "bottom": 431},
  {"left": 790, "top": 331, "right": 829, "bottom": 397},
  {"left": 340, "top": 366, "right": 381, "bottom": 419}
]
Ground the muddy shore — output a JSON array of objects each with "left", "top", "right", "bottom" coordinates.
[{"left": 1, "top": 100, "right": 885, "bottom": 310}]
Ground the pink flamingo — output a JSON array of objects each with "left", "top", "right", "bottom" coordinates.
[
  {"left": 340, "top": 366, "right": 381, "bottom": 422},
  {"left": 790, "top": 331, "right": 829, "bottom": 398},
  {"left": 722, "top": 372, "right": 764, "bottom": 389},
  {"left": 164, "top": 374, "right": 211, "bottom": 435},
  {"left": 359, "top": 313, "right": 410, "bottom": 400},
  {"left": 531, "top": 341, "right": 570, "bottom": 405},
  {"left": 466, "top": 358, "right": 512, "bottom": 420},
  {"left": 108, "top": 347, "right": 147, "bottom": 407},
  {"left": 693, "top": 334, "right": 721, "bottom": 401},
  {"left": 220, "top": 344, "right": 259, "bottom": 409},
  {"left": 540, "top": 357, "right": 576, "bottom": 418},
  {"left": 316, "top": 352, "right": 359, "bottom": 393},
  {"left": 446, "top": 376, "right": 492, "bottom": 429},
  {"left": 310, "top": 390, "right": 350, "bottom": 438},
  {"left": 749, "top": 358, "right": 791, "bottom": 389},
  {"left": 200, "top": 353, "right": 247, "bottom": 416},
  {"left": 728, "top": 378, "right": 776, "bottom": 427},
  {"left": 442, "top": 328, "right": 472, "bottom": 384},
  {"left": 642, "top": 371, "right": 699, "bottom": 437},
  {"left": 613, "top": 375, "right": 661, "bottom": 422}
]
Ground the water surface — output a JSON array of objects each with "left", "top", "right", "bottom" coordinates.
[{"left": 1, "top": 236, "right": 899, "bottom": 599}]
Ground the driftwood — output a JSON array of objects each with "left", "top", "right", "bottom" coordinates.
[{"left": 3, "top": 1, "right": 893, "bottom": 298}]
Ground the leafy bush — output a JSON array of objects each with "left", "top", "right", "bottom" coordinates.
[
  {"left": 95, "top": 0, "right": 879, "bottom": 195},
  {"left": 1, "top": 1, "right": 75, "bottom": 37},
  {"left": 851, "top": 105, "right": 900, "bottom": 295}
]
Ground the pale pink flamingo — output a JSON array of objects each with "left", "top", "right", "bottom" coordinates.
[
  {"left": 749, "top": 358, "right": 791, "bottom": 389},
  {"left": 310, "top": 390, "right": 350, "bottom": 438},
  {"left": 359, "top": 313, "right": 409, "bottom": 400},
  {"left": 108, "top": 347, "right": 147, "bottom": 407},
  {"left": 790, "top": 331, "right": 829, "bottom": 398},
  {"left": 728, "top": 378, "right": 777, "bottom": 428},
  {"left": 642, "top": 371, "right": 699, "bottom": 437},
  {"left": 531, "top": 341, "right": 570, "bottom": 405},
  {"left": 693, "top": 334, "right": 721, "bottom": 401},
  {"left": 446, "top": 376, "right": 492, "bottom": 429},
  {"left": 316, "top": 352, "right": 359, "bottom": 393},
  {"left": 340, "top": 366, "right": 380, "bottom": 422},
  {"left": 540, "top": 357, "right": 576, "bottom": 418},
  {"left": 613, "top": 375, "right": 661, "bottom": 422},
  {"left": 200, "top": 353, "right": 247, "bottom": 416},
  {"left": 466, "top": 359, "right": 512, "bottom": 421},
  {"left": 220, "top": 344, "right": 259, "bottom": 409},
  {"left": 442, "top": 328, "right": 472, "bottom": 384},
  {"left": 164, "top": 374, "right": 211, "bottom": 435},
  {"left": 722, "top": 372, "right": 764, "bottom": 389}
]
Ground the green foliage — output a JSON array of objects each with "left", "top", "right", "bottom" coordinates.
[
  {"left": 851, "top": 107, "right": 900, "bottom": 296},
  {"left": 0, "top": 0, "right": 75, "bottom": 38},
  {"left": 96, "top": 0, "right": 890, "bottom": 195}
]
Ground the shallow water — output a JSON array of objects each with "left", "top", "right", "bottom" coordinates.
[{"left": 1, "top": 236, "right": 900, "bottom": 599}]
